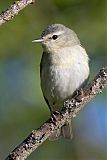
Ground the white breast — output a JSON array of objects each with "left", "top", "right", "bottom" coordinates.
[{"left": 41, "top": 45, "right": 89, "bottom": 109}]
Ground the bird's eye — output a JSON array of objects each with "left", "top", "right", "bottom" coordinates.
[{"left": 52, "top": 35, "right": 58, "bottom": 40}]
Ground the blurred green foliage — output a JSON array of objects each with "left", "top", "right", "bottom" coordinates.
[{"left": 0, "top": 0, "right": 107, "bottom": 159}]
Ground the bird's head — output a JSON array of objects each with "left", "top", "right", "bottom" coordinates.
[{"left": 32, "top": 24, "right": 80, "bottom": 53}]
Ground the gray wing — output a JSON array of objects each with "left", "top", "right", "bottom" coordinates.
[
  {"left": 40, "top": 52, "right": 45, "bottom": 78},
  {"left": 40, "top": 52, "right": 52, "bottom": 112}
]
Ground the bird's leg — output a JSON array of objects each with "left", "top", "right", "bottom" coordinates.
[
  {"left": 49, "top": 104, "right": 60, "bottom": 126},
  {"left": 74, "top": 88, "right": 84, "bottom": 102},
  {"left": 50, "top": 111, "right": 61, "bottom": 127}
]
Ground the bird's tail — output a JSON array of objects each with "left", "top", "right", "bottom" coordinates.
[{"left": 49, "top": 119, "right": 73, "bottom": 141}]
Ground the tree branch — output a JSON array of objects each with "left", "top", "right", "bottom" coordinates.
[
  {"left": 0, "top": 0, "right": 35, "bottom": 26},
  {"left": 5, "top": 67, "right": 107, "bottom": 160}
]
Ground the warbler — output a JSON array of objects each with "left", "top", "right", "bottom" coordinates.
[{"left": 32, "top": 24, "right": 89, "bottom": 140}]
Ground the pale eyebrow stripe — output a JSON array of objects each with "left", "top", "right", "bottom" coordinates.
[
  {"left": 47, "top": 31, "right": 64, "bottom": 38},
  {"left": 52, "top": 31, "right": 64, "bottom": 35}
]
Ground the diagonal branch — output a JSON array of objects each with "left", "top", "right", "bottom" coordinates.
[
  {"left": 5, "top": 67, "right": 107, "bottom": 160},
  {"left": 0, "top": 0, "right": 35, "bottom": 26}
]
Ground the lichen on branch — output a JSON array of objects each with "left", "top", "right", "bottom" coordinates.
[{"left": 0, "top": 0, "right": 35, "bottom": 26}]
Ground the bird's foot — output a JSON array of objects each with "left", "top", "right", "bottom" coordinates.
[
  {"left": 74, "top": 88, "right": 84, "bottom": 102},
  {"left": 50, "top": 111, "right": 60, "bottom": 126}
]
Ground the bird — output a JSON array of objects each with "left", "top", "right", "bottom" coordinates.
[{"left": 32, "top": 24, "right": 89, "bottom": 140}]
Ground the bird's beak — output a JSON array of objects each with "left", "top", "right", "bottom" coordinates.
[{"left": 32, "top": 38, "right": 44, "bottom": 43}]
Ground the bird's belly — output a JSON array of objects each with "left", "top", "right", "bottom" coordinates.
[{"left": 41, "top": 64, "right": 88, "bottom": 109}]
